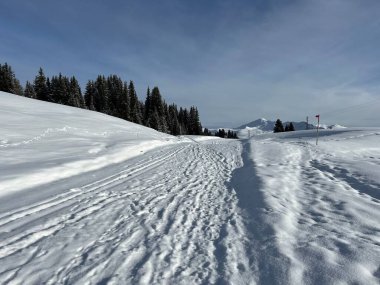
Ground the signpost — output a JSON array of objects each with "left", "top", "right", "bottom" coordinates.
[{"left": 315, "top": 114, "right": 320, "bottom": 145}]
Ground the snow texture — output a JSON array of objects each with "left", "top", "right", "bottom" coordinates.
[{"left": 0, "top": 92, "right": 379, "bottom": 284}]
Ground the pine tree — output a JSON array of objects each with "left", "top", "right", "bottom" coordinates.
[
  {"left": 68, "top": 76, "right": 84, "bottom": 108},
  {"left": 84, "top": 80, "right": 96, "bottom": 110},
  {"left": 146, "top": 86, "right": 168, "bottom": 131},
  {"left": 168, "top": 104, "right": 180, "bottom": 135},
  {"left": 34, "top": 67, "right": 50, "bottom": 101},
  {"left": 13, "top": 78, "right": 24, "bottom": 96},
  {"left": 50, "top": 73, "right": 69, "bottom": 105},
  {"left": 289, "top": 122, "right": 295, "bottom": 131},
  {"left": 149, "top": 109, "right": 160, "bottom": 131},
  {"left": 128, "top": 81, "right": 143, "bottom": 124},
  {"left": 187, "top": 106, "right": 202, "bottom": 135},
  {"left": 144, "top": 87, "right": 151, "bottom": 125},
  {"left": 182, "top": 108, "right": 190, "bottom": 135},
  {"left": 0, "top": 63, "right": 23, "bottom": 95},
  {"left": 107, "top": 75, "right": 123, "bottom": 117},
  {"left": 177, "top": 108, "right": 185, "bottom": 135},
  {"left": 216, "top": 129, "right": 226, "bottom": 138},
  {"left": 119, "top": 81, "right": 130, "bottom": 120},
  {"left": 203, "top": 128, "right": 211, "bottom": 136},
  {"left": 94, "top": 75, "right": 109, "bottom": 113},
  {"left": 24, "top": 81, "right": 36, "bottom": 98},
  {"left": 46, "top": 77, "right": 52, "bottom": 102},
  {"left": 274, "top": 119, "right": 284, "bottom": 133}
]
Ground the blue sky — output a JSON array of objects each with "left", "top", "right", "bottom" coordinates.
[{"left": 1, "top": 0, "right": 380, "bottom": 127}]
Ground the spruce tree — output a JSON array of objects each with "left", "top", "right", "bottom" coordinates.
[
  {"left": 119, "top": 81, "right": 130, "bottom": 120},
  {"left": 0, "top": 63, "right": 14, "bottom": 93},
  {"left": 128, "top": 81, "right": 143, "bottom": 124},
  {"left": 168, "top": 104, "right": 180, "bottom": 135},
  {"left": 144, "top": 87, "right": 151, "bottom": 125},
  {"left": 274, "top": 119, "right": 284, "bottom": 133},
  {"left": 50, "top": 73, "right": 69, "bottom": 105},
  {"left": 34, "top": 68, "right": 50, "bottom": 101},
  {"left": 107, "top": 75, "right": 123, "bottom": 117},
  {"left": 203, "top": 128, "right": 211, "bottom": 136},
  {"left": 0, "top": 63, "right": 23, "bottom": 95},
  {"left": 24, "top": 81, "right": 36, "bottom": 98},
  {"left": 68, "top": 76, "right": 84, "bottom": 108},
  {"left": 94, "top": 75, "right": 109, "bottom": 113},
  {"left": 289, "top": 122, "right": 295, "bottom": 131},
  {"left": 84, "top": 80, "right": 96, "bottom": 110},
  {"left": 149, "top": 110, "right": 160, "bottom": 131}
]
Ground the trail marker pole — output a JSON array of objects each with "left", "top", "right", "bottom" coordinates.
[
  {"left": 315, "top": 114, "right": 320, "bottom": 145},
  {"left": 306, "top": 116, "right": 309, "bottom": 130}
]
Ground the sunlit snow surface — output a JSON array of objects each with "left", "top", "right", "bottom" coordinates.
[{"left": 0, "top": 91, "right": 379, "bottom": 284}]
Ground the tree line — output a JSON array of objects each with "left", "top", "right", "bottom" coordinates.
[
  {"left": 214, "top": 129, "right": 238, "bottom": 139},
  {"left": 273, "top": 119, "right": 295, "bottom": 133},
  {"left": 0, "top": 62, "right": 203, "bottom": 135}
]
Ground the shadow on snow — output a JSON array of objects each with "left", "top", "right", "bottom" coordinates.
[{"left": 223, "top": 140, "right": 291, "bottom": 285}]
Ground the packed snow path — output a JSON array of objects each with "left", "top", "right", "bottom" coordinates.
[
  {"left": 1, "top": 131, "right": 380, "bottom": 284},
  {"left": 0, "top": 140, "right": 246, "bottom": 284}
]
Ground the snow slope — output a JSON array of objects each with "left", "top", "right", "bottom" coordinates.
[
  {"left": 238, "top": 128, "right": 380, "bottom": 284},
  {"left": 0, "top": 91, "right": 177, "bottom": 198},
  {"left": 0, "top": 92, "right": 379, "bottom": 284}
]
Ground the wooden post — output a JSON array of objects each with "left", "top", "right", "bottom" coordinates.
[{"left": 315, "top": 114, "right": 320, "bottom": 145}]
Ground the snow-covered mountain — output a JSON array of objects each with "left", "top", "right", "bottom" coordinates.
[
  {"left": 236, "top": 118, "right": 346, "bottom": 138},
  {"left": 237, "top": 118, "right": 315, "bottom": 131},
  {"left": 237, "top": 118, "right": 274, "bottom": 131},
  {"left": 0, "top": 91, "right": 379, "bottom": 284},
  {"left": 236, "top": 118, "right": 314, "bottom": 138}
]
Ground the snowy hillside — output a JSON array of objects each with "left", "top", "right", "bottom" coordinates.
[
  {"left": 0, "top": 91, "right": 177, "bottom": 198},
  {"left": 0, "top": 92, "right": 379, "bottom": 284}
]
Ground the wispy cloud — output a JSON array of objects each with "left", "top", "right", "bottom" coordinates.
[{"left": 1, "top": 0, "right": 379, "bottom": 126}]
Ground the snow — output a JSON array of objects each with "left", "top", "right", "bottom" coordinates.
[
  {"left": 0, "top": 91, "right": 177, "bottom": 197},
  {"left": 245, "top": 128, "right": 380, "bottom": 284},
  {"left": 0, "top": 92, "right": 379, "bottom": 284},
  {"left": 236, "top": 118, "right": 319, "bottom": 138},
  {"left": 327, "top": 124, "right": 347, "bottom": 129}
]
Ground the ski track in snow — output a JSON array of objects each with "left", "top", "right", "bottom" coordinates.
[
  {"left": 0, "top": 113, "right": 380, "bottom": 284},
  {"left": 247, "top": 134, "right": 380, "bottom": 285},
  {"left": 0, "top": 140, "right": 248, "bottom": 285}
]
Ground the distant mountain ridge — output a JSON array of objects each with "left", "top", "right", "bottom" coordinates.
[
  {"left": 208, "top": 119, "right": 345, "bottom": 139},
  {"left": 237, "top": 118, "right": 315, "bottom": 132}
]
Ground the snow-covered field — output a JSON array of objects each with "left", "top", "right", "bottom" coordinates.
[{"left": 0, "top": 91, "right": 379, "bottom": 284}]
